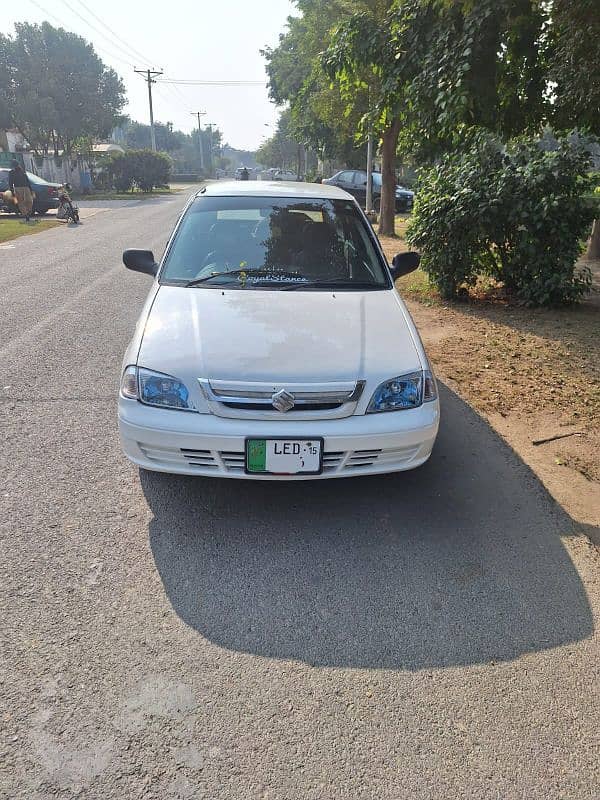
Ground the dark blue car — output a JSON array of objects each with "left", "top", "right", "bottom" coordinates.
[
  {"left": 0, "top": 168, "right": 61, "bottom": 215},
  {"left": 323, "top": 169, "right": 414, "bottom": 213}
]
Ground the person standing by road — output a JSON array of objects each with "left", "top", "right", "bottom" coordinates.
[{"left": 8, "top": 159, "right": 34, "bottom": 222}]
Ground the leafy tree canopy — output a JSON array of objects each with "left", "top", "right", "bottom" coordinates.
[
  {"left": 1, "top": 22, "right": 126, "bottom": 155},
  {"left": 548, "top": 0, "right": 600, "bottom": 135}
]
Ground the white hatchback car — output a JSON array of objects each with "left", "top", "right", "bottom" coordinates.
[{"left": 119, "top": 181, "right": 439, "bottom": 479}]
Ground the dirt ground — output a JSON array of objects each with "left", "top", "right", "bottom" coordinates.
[{"left": 379, "top": 227, "right": 600, "bottom": 542}]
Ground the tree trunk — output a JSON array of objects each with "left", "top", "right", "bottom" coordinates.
[
  {"left": 585, "top": 219, "right": 600, "bottom": 260},
  {"left": 378, "top": 117, "right": 401, "bottom": 237}
]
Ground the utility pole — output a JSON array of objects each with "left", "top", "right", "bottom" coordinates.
[
  {"left": 190, "top": 111, "right": 206, "bottom": 171},
  {"left": 365, "top": 86, "right": 374, "bottom": 214},
  {"left": 206, "top": 124, "right": 212, "bottom": 175},
  {"left": 366, "top": 130, "right": 374, "bottom": 213},
  {"left": 134, "top": 68, "right": 163, "bottom": 151}
]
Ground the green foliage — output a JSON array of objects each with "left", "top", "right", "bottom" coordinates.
[
  {"left": 262, "top": 0, "right": 371, "bottom": 158},
  {"left": 256, "top": 109, "right": 300, "bottom": 171},
  {"left": 387, "top": 0, "right": 549, "bottom": 163},
  {"left": 1, "top": 22, "right": 125, "bottom": 155},
  {"left": 124, "top": 120, "right": 186, "bottom": 153},
  {"left": 106, "top": 150, "right": 172, "bottom": 193},
  {"left": 407, "top": 134, "right": 596, "bottom": 306},
  {"left": 548, "top": 0, "right": 600, "bottom": 135},
  {"left": 322, "top": 2, "right": 405, "bottom": 234}
]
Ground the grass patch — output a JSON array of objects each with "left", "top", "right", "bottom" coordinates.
[
  {"left": 379, "top": 214, "right": 440, "bottom": 304},
  {"left": 0, "top": 216, "right": 60, "bottom": 243},
  {"left": 71, "top": 186, "right": 176, "bottom": 201}
]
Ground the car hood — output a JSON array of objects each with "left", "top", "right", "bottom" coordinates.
[{"left": 137, "top": 286, "right": 423, "bottom": 387}]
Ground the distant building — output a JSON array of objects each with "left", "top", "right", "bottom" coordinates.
[{"left": 92, "top": 143, "right": 125, "bottom": 155}]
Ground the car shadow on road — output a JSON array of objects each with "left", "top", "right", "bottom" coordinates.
[{"left": 141, "top": 384, "right": 594, "bottom": 670}]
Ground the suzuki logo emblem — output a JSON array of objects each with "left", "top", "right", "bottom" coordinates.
[{"left": 272, "top": 389, "right": 295, "bottom": 413}]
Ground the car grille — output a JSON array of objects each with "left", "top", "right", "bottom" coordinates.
[
  {"left": 198, "top": 379, "right": 365, "bottom": 420},
  {"left": 137, "top": 443, "right": 421, "bottom": 474}
]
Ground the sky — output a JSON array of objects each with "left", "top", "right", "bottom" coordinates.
[{"left": 4, "top": 0, "right": 297, "bottom": 150}]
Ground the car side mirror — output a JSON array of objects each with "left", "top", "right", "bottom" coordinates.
[
  {"left": 390, "top": 251, "right": 420, "bottom": 279},
  {"left": 123, "top": 249, "right": 158, "bottom": 276}
]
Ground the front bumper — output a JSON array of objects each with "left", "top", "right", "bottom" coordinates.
[{"left": 118, "top": 397, "right": 440, "bottom": 479}]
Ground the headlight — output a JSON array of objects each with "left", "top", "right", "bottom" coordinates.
[
  {"left": 367, "top": 370, "right": 437, "bottom": 413},
  {"left": 120, "top": 366, "right": 193, "bottom": 410}
]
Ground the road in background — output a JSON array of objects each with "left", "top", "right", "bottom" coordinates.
[{"left": 1, "top": 191, "right": 599, "bottom": 798}]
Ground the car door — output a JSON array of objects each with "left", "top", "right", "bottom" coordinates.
[
  {"left": 0, "top": 170, "right": 10, "bottom": 209},
  {"left": 334, "top": 170, "right": 356, "bottom": 196},
  {"left": 351, "top": 172, "right": 368, "bottom": 207}
]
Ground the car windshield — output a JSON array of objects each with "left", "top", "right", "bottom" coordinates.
[{"left": 160, "top": 196, "right": 391, "bottom": 290}]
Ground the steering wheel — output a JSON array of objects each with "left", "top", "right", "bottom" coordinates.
[{"left": 196, "top": 250, "right": 236, "bottom": 277}]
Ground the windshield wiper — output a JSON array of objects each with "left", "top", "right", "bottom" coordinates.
[
  {"left": 185, "top": 269, "right": 304, "bottom": 287},
  {"left": 185, "top": 269, "right": 249, "bottom": 287},
  {"left": 280, "top": 280, "right": 382, "bottom": 291}
]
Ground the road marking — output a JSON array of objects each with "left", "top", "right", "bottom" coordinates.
[
  {"left": 0, "top": 244, "right": 16, "bottom": 250},
  {"left": 0, "top": 259, "right": 123, "bottom": 358}
]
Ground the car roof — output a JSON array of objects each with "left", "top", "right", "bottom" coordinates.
[{"left": 197, "top": 180, "right": 354, "bottom": 201}]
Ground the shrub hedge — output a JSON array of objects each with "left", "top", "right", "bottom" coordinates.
[{"left": 407, "top": 134, "right": 596, "bottom": 306}]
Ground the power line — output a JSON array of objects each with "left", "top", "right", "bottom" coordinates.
[
  {"left": 72, "top": 0, "right": 154, "bottom": 66},
  {"left": 157, "top": 79, "right": 265, "bottom": 86},
  {"left": 27, "top": 0, "right": 135, "bottom": 67},
  {"left": 67, "top": 0, "right": 195, "bottom": 114},
  {"left": 59, "top": 0, "right": 139, "bottom": 66}
]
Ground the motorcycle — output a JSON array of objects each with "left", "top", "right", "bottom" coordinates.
[{"left": 57, "top": 183, "right": 80, "bottom": 224}]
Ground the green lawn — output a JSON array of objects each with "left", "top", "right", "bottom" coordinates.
[
  {"left": 71, "top": 187, "right": 176, "bottom": 201},
  {"left": 0, "top": 216, "right": 60, "bottom": 243}
]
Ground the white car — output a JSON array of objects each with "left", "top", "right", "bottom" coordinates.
[{"left": 119, "top": 181, "right": 439, "bottom": 479}]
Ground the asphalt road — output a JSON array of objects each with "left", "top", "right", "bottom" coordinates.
[{"left": 1, "top": 192, "right": 599, "bottom": 799}]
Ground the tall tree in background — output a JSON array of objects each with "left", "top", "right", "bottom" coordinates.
[
  {"left": 389, "top": 0, "right": 549, "bottom": 161},
  {"left": 263, "top": 0, "right": 370, "bottom": 167},
  {"left": 548, "top": 0, "right": 600, "bottom": 259},
  {"left": 124, "top": 120, "right": 187, "bottom": 153},
  {"left": 256, "top": 109, "right": 301, "bottom": 172},
  {"left": 1, "top": 22, "right": 125, "bottom": 155},
  {"left": 323, "top": 1, "right": 410, "bottom": 235}
]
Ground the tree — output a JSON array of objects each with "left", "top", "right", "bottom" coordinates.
[
  {"left": 256, "top": 110, "right": 303, "bottom": 173},
  {"left": 385, "top": 0, "right": 549, "bottom": 162},
  {"left": 0, "top": 34, "right": 13, "bottom": 129},
  {"left": 323, "top": 2, "right": 405, "bottom": 235},
  {"left": 106, "top": 150, "right": 172, "bottom": 192},
  {"left": 124, "top": 120, "right": 186, "bottom": 153},
  {"left": 263, "top": 1, "right": 370, "bottom": 168},
  {"left": 1, "top": 22, "right": 125, "bottom": 155},
  {"left": 548, "top": 0, "right": 600, "bottom": 259}
]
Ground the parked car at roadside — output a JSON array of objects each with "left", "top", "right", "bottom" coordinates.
[
  {"left": 118, "top": 180, "right": 439, "bottom": 479},
  {"left": 323, "top": 170, "right": 414, "bottom": 212},
  {"left": 271, "top": 169, "right": 299, "bottom": 182},
  {"left": 0, "top": 168, "right": 61, "bottom": 214}
]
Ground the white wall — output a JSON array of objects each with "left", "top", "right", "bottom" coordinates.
[{"left": 22, "top": 154, "right": 90, "bottom": 190}]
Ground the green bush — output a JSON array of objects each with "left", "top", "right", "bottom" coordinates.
[
  {"left": 407, "top": 134, "right": 596, "bottom": 306},
  {"left": 106, "top": 149, "right": 172, "bottom": 193}
]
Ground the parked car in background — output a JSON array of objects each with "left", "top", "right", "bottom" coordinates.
[
  {"left": 0, "top": 168, "right": 61, "bottom": 215},
  {"left": 271, "top": 169, "right": 299, "bottom": 182},
  {"left": 323, "top": 170, "right": 414, "bottom": 212}
]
